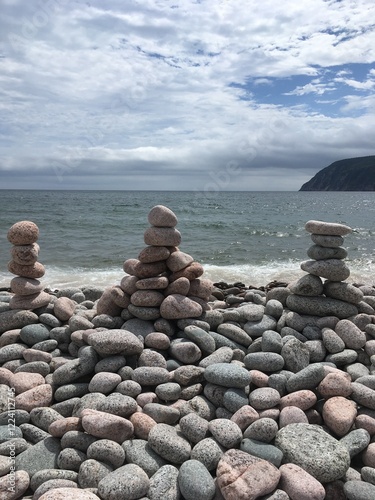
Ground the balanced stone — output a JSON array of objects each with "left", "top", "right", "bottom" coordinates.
[
  {"left": 144, "top": 227, "right": 181, "bottom": 247},
  {"left": 10, "top": 291, "right": 51, "bottom": 310},
  {"left": 286, "top": 294, "right": 358, "bottom": 318},
  {"left": 324, "top": 281, "right": 364, "bottom": 304},
  {"left": 7, "top": 220, "right": 39, "bottom": 245},
  {"left": 11, "top": 243, "right": 39, "bottom": 265},
  {"left": 307, "top": 244, "right": 347, "bottom": 260},
  {"left": 166, "top": 251, "right": 194, "bottom": 272},
  {"left": 288, "top": 274, "right": 323, "bottom": 296},
  {"left": 138, "top": 245, "right": 170, "bottom": 263},
  {"left": 148, "top": 205, "right": 178, "bottom": 227},
  {"left": 305, "top": 220, "right": 352, "bottom": 236},
  {"left": 8, "top": 260, "right": 46, "bottom": 279},
  {"left": 301, "top": 259, "right": 350, "bottom": 281},
  {"left": 160, "top": 294, "right": 202, "bottom": 319}
]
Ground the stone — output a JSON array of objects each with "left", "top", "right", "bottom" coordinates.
[
  {"left": 7, "top": 220, "right": 39, "bottom": 245},
  {"left": 216, "top": 449, "right": 280, "bottom": 500},
  {"left": 248, "top": 387, "right": 280, "bottom": 410},
  {"left": 244, "top": 315, "right": 277, "bottom": 337},
  {"left": 322, "top": 328, "right": 346, "bottom": 354},
  {"left": 138, "top": 246, "right": 171, "bottom": 263},
  {"left": 305, "top": 220, "right": 352, "bottom": 236},
  {"left": 322, "top": 396, "right": 357, "bottom": 436},
  {"left": 351, "top": 382, "right": 375, "bottom": 410},
  {"left": 335, "top": 319, "right": 366, "bottom": 349},
  {"left": 20, "top": 323, "right": 50, "bottom": 346},
  {"left": 279, "top": 406, "right": 309, "bottom": 427},
  {"left": 286, "top": 294, "right": 357, "bottom": 319},
  {"left": 274, "top": 423, "right": 350, "bottom": 483},
  {"left": 281, "top": 337, "right": 310, "bottom": 373},
  {"left": 208, "top": 419, "right": 242, "bottom": 448},
  {"left": 88, "top": 372, "right": 122, "bottom": 394},
  {"left": 54, "top": 297, "right": 76, "bottom": 321},
  {"left": 57, "top": 448, "right": 87, "bottom": 472},
  {"left": 178, "top": 459, "right": 215, "bottom": 500},
  {"left": 15, "top": 384, "right": 53, "bottom": 411},
  {"left": 307, "top": 244, "right": 347, "bottom": 260},
  {"left": 144, "top": 226, "right": 181, "bottom": 247},
  {"left": 122, "top": 439, "right": 167, "bottom": 477},
  {"left": 143, "top": 403, "right": 180, "bottom": 425},
  {"left": 11, "top": 371, "right": 45, "bottom": 395},
  {"left": 30, "top": 469, "right": 79, "bottom": 492},
  {"left": 86, "top": 329, "right": 143, "bottom": 357},
  {"left": 179, "top": 412, "right": 209, "bottom": 443},
  {"left": 344, "top": 480, "right": 375, "bottom": 500},
  {"left": 129, "top": 412, "right": 157, "bottom": 440},
  {"left": 132, "top": 367, "right": 170, "bottom": 386},
  {"left": 300, "top": 259, "right": 350, "bottom": 281},
  {"left": 8, "top": 260, "right": 46, "bottom": 279},
  {"left": 340, "top": 428, "right": 370, "bottom": 458},
  {"left": 38, "top": 488, "right": 99, "bottom": 499},
  {"left": 311, "top": 233, "right": 344, "bottom": 247},
  {"left": 279, "top": 463, "right": 325, "bottom": 500},
  {"left": 0, "top": 470, "right": 30, "bottom": 499},
  {"left": 286, "top": 363, "right": 326, "bottom": 392},
  {"left": 217, "top": 324, "right": 252, "bottom": 347},
  {"left": 165, "top": 277, "right": 191, "bottom": 296},
  {"left": 243, "top": 417, "right": 278, "bottom": 442},
  {"left": 148, "top": 464, "right": 180, "bottom": 500},
  {"left": 0, "top": 310, "right": 38, "bottom": 335},
  {"left": 148, "top": 205, "right": 178, "bottom": 227},
  {"left": 170, "top": 261, "right": 204, "bottom": 281},
  {"left": 33, "top": 479, "right": 78, "bottom": 499},
  {"left": 10, "top": 276, "right": 43, "bottom": 295},
  {"left": 15, "top": 436, "right": 61, "bottom": 477},
  {"left": 98, "top": 463, "right": 149, "bottom": 500},
  {"left": 81, "top": 409, "right": 134, "bottom": 443},
  {"left": 324, "top": 281, "right": 363, "bottom": 304},
  {"left": 279, "top": 390, "right": 317, "bottom": 410},
  {"left": 148, "top": 423, "right": 191, "bottom": 464},
  {"left": 204, "top": 363, "right": 251, "bottom": 388},
  {"left": 240, "top": 438, "right": 283, "bottom": 467},
  {"left": 288, "top": 274, "right": 323, "bottom": 296},
  {"left": 160, "top": 294, "right": 203, "bottom": 319},
  {"left": 86, "top": 439, "right": 125, "bottom": 469},
  {"left": 243, "top": 352, "right": 284, "bottom": 372}
]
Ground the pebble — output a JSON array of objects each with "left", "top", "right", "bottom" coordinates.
[
  {"left": 344, "top": 480, "right": 375, "bottom": 500},
  {"left": 33, "top": 479, "right": 78, "bottom": 500},
  {"left": 97, "top": 463, "right": 150, "bottom": 500},
  {"left": 81, "top": 409, "right": 134, "bottom": 443},
  {"left": 243, "top": 417, "right": 279, "bottom": 442},
  {"left": 15, "top": 436, "right": 61, "bottom": 477},
  {"left": 287, "top": 293, "right": 357, "bottom": 318},
  {"left": 0, "top": 470, "right": 30, "bottom": 500},
  {"left": 160, "top": 294, "right": 203, "bottom": 319},
  {"left": 86, "top": 329, "right": 144, "bottom": 356},
  {"left": 216, "top": 449, "right": 280, "bottom": 500},
  {"left": 148, "top": 423, "right": 191, "bottom": 464},
  {"left": 38, "top": 488, "right": 99, "bottom": 499},
  {"left": 148, "top": 464, "right": 180, "bottom": 500},
  {"left": 208, "top": 418, "right": 242, "bottom": 448},
  {"left": 323, "top": 396, "right": 357, "bottom": 436},
  {"left": 204, "top": 362, "right": 251, "bottom": 388},
  {"left": 275, "top": 423, "right": 350, "bottom": 482},
  {"left": 305, "top": 220, "right": 352, "bottom": 236},
  {"left": 243, "top": 352, "right": 284, "bottom": 372},
  {"left": 123, "top": 439, "right": 167, "bottom": 477},
  {"left": 30, "top": 469, "right": 79, "bottom": 491},
  {"left": 178, "top": 459, "right": 216, "bottom": 500},
  {"left": 241, "top": 437, "right": 283, "bottom": 467},
  {"left": 279, "top": 463, "right": 325, "bottom": 500}
]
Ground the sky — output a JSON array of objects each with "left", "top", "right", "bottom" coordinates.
[{"left": 0, "top": 0, "right": 375, "bottom": 191}]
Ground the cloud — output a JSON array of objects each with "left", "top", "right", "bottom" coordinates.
[{"left": 0, "top": 0, "right": 375, "bottom": 190}]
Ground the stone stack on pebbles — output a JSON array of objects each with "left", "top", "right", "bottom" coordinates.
[
  {"left": 286, "top": 220, "right": 363, "bottom": 320},
  {"left": 6, "top": 221, "right": 51, "bottom": 312},
  {"left": 2, "top": 216, "right": 375, "bottom": 499},
  {"left": 96, "top": 205, "right": 213, "bottom": 325}
]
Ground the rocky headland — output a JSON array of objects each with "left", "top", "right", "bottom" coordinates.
[{"left": 1, "top": 206, "right": 375, "bottom": 499}]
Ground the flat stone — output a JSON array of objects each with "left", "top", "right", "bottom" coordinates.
[
  {"left": 20, "top": 323, "right": 50, "bottom": 346},
  {"left": 7, "top": 220, "right": 39, "bottom": 245},
  {"left": 135, "top": 276, "right": 169, "bottom": 289},
  {"left": 324, "top": 281, "right": 363, "bottom": 304},
  {"left": 160, "top": 294, "right": 202, "bottom": 319},
  {"left": 132, "top": 367, "right": 170, "bottom": 386},
  {"left": 170, "top": 261, "right": 204, "bottom": 281},
  {"left": 127, "top": 304, "right": 161, "bottom": 320},
  {"left": 204, "top": 363, "right": 251, "bottom": 388},
  {"left": 216, "top": 449, "right": 280, "bottom": 500},
  {"left": 0, "top": 310, "right": 37, "bottom": 335},
  {"left": 148, "top": 464, "right": 180, "bottom": 500},
  {"left": 144, "top": 226, "right": 181, "bottom": 246},
  {"left": 305, "top": 220, "right": 352, "bottom": 236},
  {"left": 123, "top": 258, "right": 167, "bottom": 279},
  {"left": 178, "top": 459, "right": 216, "bottom": 500},
  {"left": 15, "top": 436, "right": 61, "bottom": 477},
  {"left": 216, "top": 323, "right": 252, "bottom": 347},
  {"left": 300, "top": 259, "right": 350, "bottom": 281},
  {"left": 98, "top": 463, "right": 150, "bottom": 500},
  {"left": 243, "top": 417, "right": 278, "bottom": 442},
  {"left": 33, "top": 479, "right": 79, "bottom": 499},
  {"left": 307, "top": 244, "right": 347, "bottom": 260},
  {"left": 274, "top": 423, "right": 350, "bottom": 483},
  {"left": 166, "top": 251, "right": 194, "bottom": 272},
  {"left": 53, "top": 297, "right": 76, "bottom": 322},
  {"left": 138, "top": 245, "right": 171, "bottom": 263},
  {"left": 248, "top": 387, "right": 280, "bottom": 410},
  {"left": 311, "top": 233, "right": 344, "bottom": 247},
  {"left": 143, "top": 403, "right": 180, "bottom": 425},
  {"left": 288, "top": 274, "right": 323, "bottom": 296},
  {"left": 279, "top": 463, "right": 325, "bottom": 500},
  {"left": 10, "top": 276, "right": 43, "bottom": 295},
  {"left": 279, "top": 390, "right": 317, "bottom": 411},
  {"left": 88, "top": 372, "right": 122, "bottom": 394},
  {"left": 165, "top": 277, "right": 191, "bottom": 296},
  {"left": 86, "top": 439, "right": 125, "bottom": 469},
  {"left": 52, "top": 347, "right": 98, "bottom": 385},
  {"left": 86, "top": 329, "right": 143, "bottom": 357},
  {"left": 184, "top": 325, "right": 216, "bottom": 354},
  {"left": 148, "top": 423, "right": 191, "bottom": 464},
  {"left": 130, "top": 290, "right": 164, "bottom": 307},
  {"left": 340, "top": 428, "right": 370, "bottom": 458},
  {"left": 8, "top": 260, "right": 46, "bottom": 279},
  {"left": 244, "top": 315, "right": 277, "bottom": 337},
  {"left": 286, "top": 363, "right": 326, "bottom": 392},
  {"left": 30, "top": 469, "right": 79, "bottom": 492},
  {"left": 286, "top": 294, "right": 358, "bottom": 319},
  {"left": 11, "top": 242, "right": 39, "bottom": 266}
]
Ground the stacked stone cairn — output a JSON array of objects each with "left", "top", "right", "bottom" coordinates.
[
  {"left": 286, "top": 220, "right": 363, "bottom": 319},
  {"left": 95, "top": 205, "right": 214, "bottom": 326},
  {"left": 4, "top": 215, "right": 375, "bottom": 499},
  {"left": 7, "top": 221, "right": 51, "bottom": 311}
]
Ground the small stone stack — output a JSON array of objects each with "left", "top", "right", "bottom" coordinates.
[
  {"left": 286, "top": 219, "right": 363, "bottom": 319},
  {"left": 96, "top": 205, "right": 213, "bottom": 323},
  {"left": 7, "top": 220, "right": 51, "bottom": 310}
]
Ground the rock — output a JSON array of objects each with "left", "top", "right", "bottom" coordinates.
[
  {"left": 216, "top": 449, "right": 280, "bottom": 500},
  {"left": 0, "top": 310, "right": 38, "bottom": 334},
  {"left": 97, "top": 463, "right": 149, "bottom": 500},
  {"left": 279, "top": 463, "right": 325, "bottom": 500},
  {"left": 240, "top": 438, "right": 283, "bottom": 467},
  {"left": 7, "top": 220, "right": 39, "bottom": 245},
  {"left": 15, "top": 436, "right": 61, "bottom": 477},
  {"left": 243, "top": 352, "right": 285, "bottom": 372},
  {"left": 81, "top": 409, "right": 134, "bottom": 444},
  {"left": 243, "top": 417, "right": 278, "bottom": 442},
  {"left": 15, "top": 384, "right": 53, "bottom": 411},
  {"left": 148, "top": 423, "right": 191, "bottom": 464},
  {"left": 322, "top": 397, "right": 357, "bottom": 436},
  {"left": 138, "top": 246, "right": 171, "bottom": 264},
  {"left": 54, "top": 297, "right": 76, "bottom": 321},
  {"left": 274, "top": 423, "right": 350, "bottom": 482},
  {"left": 8, "top": 260, "right": 46, "bottom": 279},
  {"left": 208, "top": 419, "right": 242, "bottom": 448},
  {"left": 86, "top": 330, "right": 143, "bottom": 357},
  {"left": 144, "top": 227, "right": 181, "bottom": 247},
  {"left": 305, "top": 220, "right": 352, "bottom": 236},
  {"left": 10, "top": 276, "right": 43, "bottom": 295},
  {"left": 288, "top": 274, "right": 323, "bottom": 296},
  {"left": 300, "top": 259, "right": 350, "bottom": 281},
  {"left": 335, "top": 319, "right": 366, "bottom": 349},
  {"left": 30, "top": 469, "right": 79, "bottom": 492},
  {"left": 204, "top": 363, "right": 251, "bottom": 388},
  {"left": 38, "top": 488, "right": 99, "bottom": 499},
  {"left": 148, "top": 205, "right": 178, "bottom": 227},
  {"left": 344, "top": 480, "right": 375, "bottom": 500},
  {"left": 286, "top": 294, "right": 357, "bottom": 319},
  {"left": 178, "top": 459, "right": 215, "bottom": 500},
  {"left": 86, "top": 439, "right": 125, "bottom": 469},
  {"left": 248, "top": 387, "right": 280, "bottom": 410},
  {"left": 324, "top": 281, "right": 363, "bottom": 304},
  {"left": 160, "top": 294, "right": 203, "bottom": 319},
  {"left": 33, "top": 479, "right": 78, "bottom": 500},
  {"left": 307, "top": 244, "right": 347, "bottom": 260},
  {"left": 148, "top": 464, "right": 180, "bottom": 500},
  {"left": 122, "top": 439, "right": 167, "bottom": 477},
  {"left": 0, "top": 470, "right": 30, "bottom": 500}
]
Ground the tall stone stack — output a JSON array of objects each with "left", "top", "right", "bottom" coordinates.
[
  {"left": 96, "top": 205, "right": 213, "bottom": 324},
  {"left": 286, "top": 220, "right": 363, "bottom": 319},
  {"left": 7, "top": 220, "right": 51, "bottom": 310}
]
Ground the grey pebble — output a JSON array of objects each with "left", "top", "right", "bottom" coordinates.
[
  {"left": 0, "top": 409, "right": 30, "bottom": 427},
  {"left": 20, "top": 323, "right": 50, "bottom": 346},
  {"left": 155, "top": 382, "right": 181, "bottom": 401},
  {"left": 98, "top": 463, "right": 150, "bottom": 500},
  {"left": 54, "top": 383, "right": 90, "bottom": 402},
  {"left": 143, "top": 403, "right": 180, "bottom": 425},
  {"left": 0, "top": 424, "right": 23, "bottom": 443},
  {"left": 78, "top": 458, "right": 113, "bottom": 488},
  {"left": 148, "top": 464, "right": 180, "bottom": 500},
  {"left": 191, "top": 437, "right": 224, "bottom": 471},
  {"left": 30, "top": 407, "right": 64, "bottom": 432},
  {"left": 244, "top": 315, "right": 277, "bottom": 337},
  {"left": 261, "top": 330, "right": 283, "bottom": 353},
  {"left": 184, "top": 325, "right": 216, "bottom": 354},
  {"left": 240, "top": 438, "right": 283, "bottom": 467},
  {"left": 61, "top": 430, "right": 97, "bottom": 452},
  {"left": 19, "top": 423, "right": 50, "bottom": 443},
  {"left": 223, "top": 388, "right": 248, "bottom": 413},
  {"left": 148, "top": 423, "right": 191, "bottom": 464},
  {"left": 95, "top": 355, "right": 126, "bottom": 373},
  {"left": 15, "top": 436, "right": 61, "bottom": 477},
  {"left": 216, "top": 323, "right": 252, "bottom": 347},
  {"left": 326, "top": 349, "right": 358, "bottom": 366},
  {"left": 179, "top": 413, "right": 209, "bottom": 444},
  {"left": 199, "top": 346, "right": 233, "bottom": 368},
  {"left": 115, "top": 380, "right": 142, "bottom": 398},
  {"left": 243, "top": 417, "right": 279, "bottom": 443},
  {"left": 30, "top": 468, "right": 78, "bottom": 491},
  {"left": 361, "top": 466, "right": 375, "bottom": 485},
  {"left": 204, "top": 362, "right": 251, "bottom": 388},
  {"left": 244, "top": 352, "right": 285, "bottom": 372},
  {"left": 286, "top": 363, "right": 326, "bottom": 392},
  {"left": 0, "top": 437, "right": 29, "bottom": 456},
  {"left": 123, "top": 439, "right": 167, "bottom": 477},
  {"left": 58, "top": 447, "right": 87, "bottom": 471},
  {"left": 178, "top": 459, "right": 215, "bottom": 500},
  {"left": 87, "top": 439, "right": 125, "bottom": 469},
  {"left": 96, "top": 393, "right": 138, "bottom": 418},
  {"left": 208, "top": 419, "right": 242, "bottom": 448},
  {"left": 33, "top": 479, "right": 78, "bottom": 500},
  {"left": 344, "top": 480, "right": 375, "bottom": 500},
  {"left": 340, "top": 429, "right": 370, "bottom": 458},
  {"left": 281, "top": 337, "right": 310, "bottom": 373}
]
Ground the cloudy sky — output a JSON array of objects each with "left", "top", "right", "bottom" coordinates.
[{"left": 1, "top": 0, "right": 374, "bottom": 191}]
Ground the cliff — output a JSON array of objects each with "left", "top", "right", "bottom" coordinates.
[{"left": 300, "top": 156, "right": 375, "bottom": 191}]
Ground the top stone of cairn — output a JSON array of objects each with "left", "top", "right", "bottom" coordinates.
[
  {"left": 148, "top": 205, "right": 178, "bottom": 227},
  {"left": 7, "top": 221, "right": 40, "bottom": 245},
  {"left": 305, "top": 220, "right": 352, "bottom": 236}
]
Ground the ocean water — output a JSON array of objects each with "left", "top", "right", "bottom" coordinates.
[{"left": 0, "top": 190, "right": 375, "bottom": 290}]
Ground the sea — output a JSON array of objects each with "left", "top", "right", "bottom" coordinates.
[{"left": 1, "top": 190, "right": 375, "bottom": 291}]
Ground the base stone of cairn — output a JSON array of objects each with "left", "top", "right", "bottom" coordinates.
[
  {"left": 7, "top": 221, "right": 51, "bottom": 310},
  {"left": 286, "top": 220, "right": 361, "bottom": 319},
  {"left": 96, "top": 205, "right": 213, "bottom": 325}
]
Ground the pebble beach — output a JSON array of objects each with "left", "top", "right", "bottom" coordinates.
[{"left": 2, "top": 205, "right": 375, "bottom": 500}]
